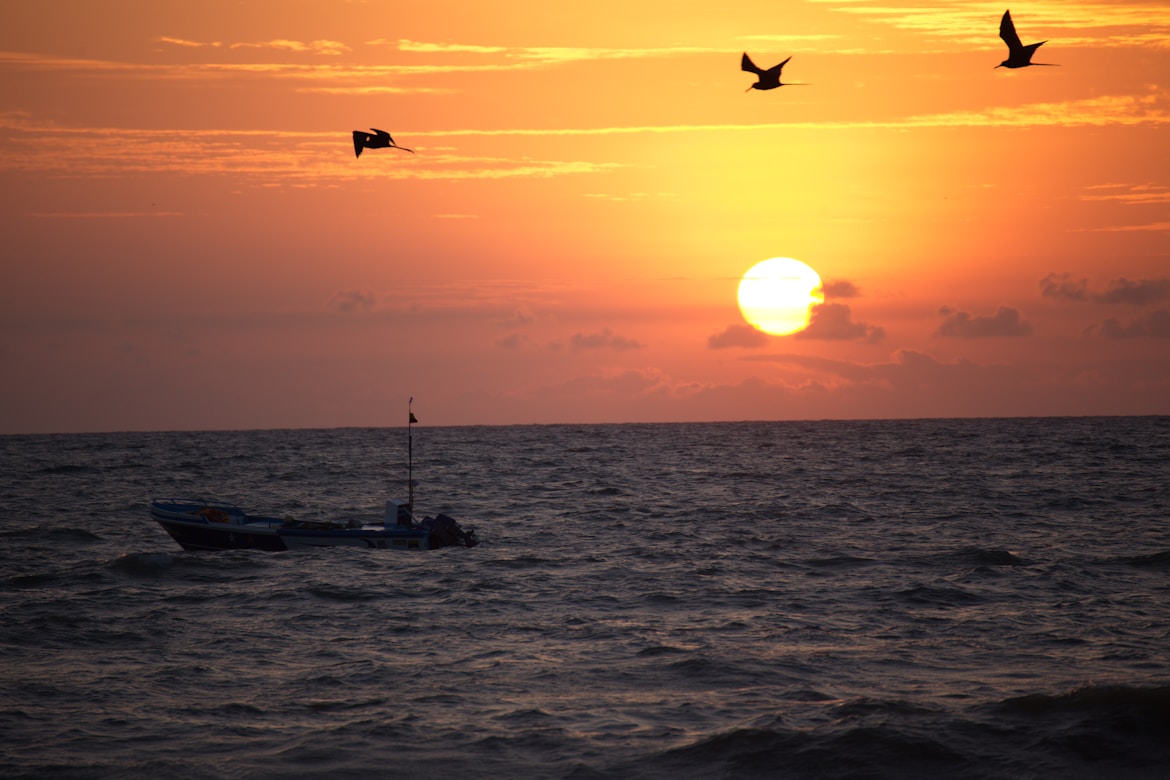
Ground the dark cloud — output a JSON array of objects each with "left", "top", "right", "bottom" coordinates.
[
  {"left": 570, "top": 328, "right": 643, "bottom": 351},
  {"left": 1095, "top": 278, "right": 1170, "bottom": 306},
  {"left": 794, "top": 303, "right": 884, "bottom": 343},
  {"left": 935, "top": 306, "right": 1032, "bottom": 338},
  {"left": 822, "top": 279, "right": 860, "bottom": 298},
  {"left": 1039, "top": 272, "right": 1088, "bottom": 302},
  {"left": 496, "top": 333, "right": 529, "bottom": 349},
  {"left": 328, "top": 289, "right": 376, "bottom": 314},
  {"left": 708, "top": 324, "right": 768, "bottom": 349},
  {"left": 1102, "top": 309, "right": 1170, "bottom": 339},
  {"left": 1040, "top": 273, "right": 1170, "bottom": 306}
]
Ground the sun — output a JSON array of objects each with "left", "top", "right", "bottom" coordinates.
[{"left": 737, "top": 257, "right": 824, "bottom": 336}]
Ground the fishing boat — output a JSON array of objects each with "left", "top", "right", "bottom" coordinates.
[
  {"left": 149, "top": 399, "right": 478, "bottom": 552},
  {"left": 149, "top": 497, "right": 477, "bottom": 552}
]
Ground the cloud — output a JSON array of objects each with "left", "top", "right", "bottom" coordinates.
[
  {"left": 810, "top": 2, "right": 1170, "bottom": 48},
  {"left": 794, "top": 303, "right": 885, "bottom": 343},
  {"left": 1083, "top": 222, "right": 1170, "bottom": 233},
  {"left": 391, "top": 41, "right": 506, "bottom": 54},
  {"left": 1040, "top": 272, "right": 1089, "bottom": 302},
  {"left": 328, "top": 290, "right": 377, "bottom": 314},
  {"left": 708, "top": 324, "right": 769, "bottom": 349},
  {"left": 393, "top": 39, "right": 721, "bottom": 65},
  {"left": 158, "top": 36, "right": 349, "bottom": 55},
  {"left": 1040, "top": 273, "right": 1170, "bottom": 305},
  {"left": 24, "top": 211, "right": 184, "bottom": 219},
  {"left": 1102, "top": 310, "right": 1170, "bottom": 339},
  {"left": 935, "top": 306, "right": 1032, "bottom": 338},
  {"left": 902, "top": 93, "right": 1170, "bottom": 130},
  {"left": 1095, "top": 278, "right": 1170, "bottom": 306},
  {"left": 1080, "top": 183, "right": 1170, "bottom": 205},
  {"left": 569, "top": 328, "right": 643, "bottom": 351},
  {"left": 0, "top": 117, "right": 621, "bottom": 182},
  {"left": 822, "top": 279, "right": 860, "bottom": 298},
  {"left": 157, "top": 37, "right": 222, "bottom": 49},
  {"left": 496, "top": 333, "right": 532, "bottom": 349},
  {"left": 230, "top": 39, "right": 351, "bottom": 56}
]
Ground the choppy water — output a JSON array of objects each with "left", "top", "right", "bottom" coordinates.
[{"left": 2, "top": 417, "right": 1169, "bottom": 779}]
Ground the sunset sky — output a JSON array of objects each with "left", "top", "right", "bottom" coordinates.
[{"left": 3, "top": 0, "right": 1169, "bottom": 433}]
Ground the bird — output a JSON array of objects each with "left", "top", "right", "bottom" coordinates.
[
  {"left": 352, "top": 128, "right": 414, "bottom": 158},
  {"left": 997, "top": 10, "right": 1057, "bottom": 68},
  {"left": 741, "top": 53, "right": 807, "bottom": 90}
]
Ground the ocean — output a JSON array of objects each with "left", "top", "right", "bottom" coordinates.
[{"left": 2, "top": 417, "right": 1169, "bottom": 779}]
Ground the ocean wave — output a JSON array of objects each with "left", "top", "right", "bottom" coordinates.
[
  {"left": 0, "top": 527, "right": 101, "bottom": 544},
  {"left": 647, "top": 723, "right": 967, "bottom": 780},
  {"left": 1121, "top": 550, "right": 1170, "bottom": 568},
  {"left": 892, "top": 584, "right": 989, "bottom": 607},
  {"left": 993, "top": 684, "right": 1170, "bottom": 720},
  {"left": 109, "top": 551, "right": 179, "bottom": 575}
]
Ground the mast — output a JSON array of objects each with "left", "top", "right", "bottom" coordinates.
[{"left": 407, "top": 397, "right": 414, "bottom": 509}]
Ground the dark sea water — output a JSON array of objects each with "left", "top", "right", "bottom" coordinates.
[{"left": 2, "top": 417, "right": 1169, "bottom": 779}]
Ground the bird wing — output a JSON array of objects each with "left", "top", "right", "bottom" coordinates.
[
  {"left": 741, "top": 53, "right": 764, "bottom": 75},
  {"left": 999, "top": 10, "right": 1022, "bottom": 51},
  {"left": 767, "top": 55, "right": 792, "bottom": 77},
  {"left": 371, "top": 128, "right": 391, "bottom": 141},
  {"left": 352, "top": 130, "right": 366, "bottom": 158}
]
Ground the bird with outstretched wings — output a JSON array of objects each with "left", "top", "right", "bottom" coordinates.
[
  {"left": 352, "top": 128, "right": 414, "bottom": 158},
  {"left": 741, "top": 53, "right": 804, "bottom": 90},
  {"left": 997, "top": 10, "right": 1056, "bottom": 68}
]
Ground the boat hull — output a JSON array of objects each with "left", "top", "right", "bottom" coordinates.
[
  {"left": 278, "top": 527, "right": 431, "bottom": 550},
  {"left": 149, "top": 499, "right": 476, "bottom": 552},
  {"left": 150, "top": 500, "right": 287, "bottom": 552}
]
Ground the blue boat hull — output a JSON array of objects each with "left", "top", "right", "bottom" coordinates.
[{"left": 149, "top": 499, "right": 476, "bottom": 552}]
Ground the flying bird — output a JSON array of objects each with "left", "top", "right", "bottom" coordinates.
[
  {"left": 741, "top": 53, "right": 807, "bottom": 90},
  {"left": 352, "top": 128, "right": 414, "bottom": 158},
  {"left": 997, "top": 10, "right": 1056, "bottom": 68}
]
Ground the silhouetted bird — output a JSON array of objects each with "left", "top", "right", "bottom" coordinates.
[
  {"left": 741, "top": 53, "right": 806, "bottom": 90},
  {"left": 352, "top": 128, "right": 414, "bottom": 158},
  {"left": 997, "top": 10, "right": 1056, "bottom": 68}
]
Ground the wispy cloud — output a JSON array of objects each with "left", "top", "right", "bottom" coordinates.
[
  {"left": 5, "top": 46, "right": 1169, "bottom": 129},
  {"left": 1079, "top": 221, "right": 1170, "bottom": 233},
  {"left": 4, "top": 85, "right": 1168, "bottom": 183},
  {"left": 158, "top": 36, "right": 350, "bottom": 55},
  {"left": 233, "top": 40, "right": 351, "bottom": 56},
  {"left": 393, "top": 39, "right": 724, "bottom": 64},
  {"left": 419, "top": 92, "right": 1170, "bottom": 134},
  {"left": 0, "top": 49, "right": 515, "bottom": 87},
  {"left": 901, "top": 92, "right": 1170, "bottom": 129},
  {"left": 1080, "top": 183, "right": 1170, "bottom": 205},
  {"left": 811, "top": 1, "right": 1170, "bottom": 48},
  {"left": 23, "top": 211, "right": 184, "bottom": 219},
  {"left": 157, "top": 36, "right": 222, "bottom": 49},
  {"left": 0, "top": 117, "right": 621, "bottom": 181}
]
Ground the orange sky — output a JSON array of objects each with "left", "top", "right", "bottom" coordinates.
[{"left": 2, "top": 0, "right": 1169, "bottom": 432}]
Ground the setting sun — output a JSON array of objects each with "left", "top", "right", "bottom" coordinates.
[{"left": 737, "top": 258, "right": 824, "bottom": 336}]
